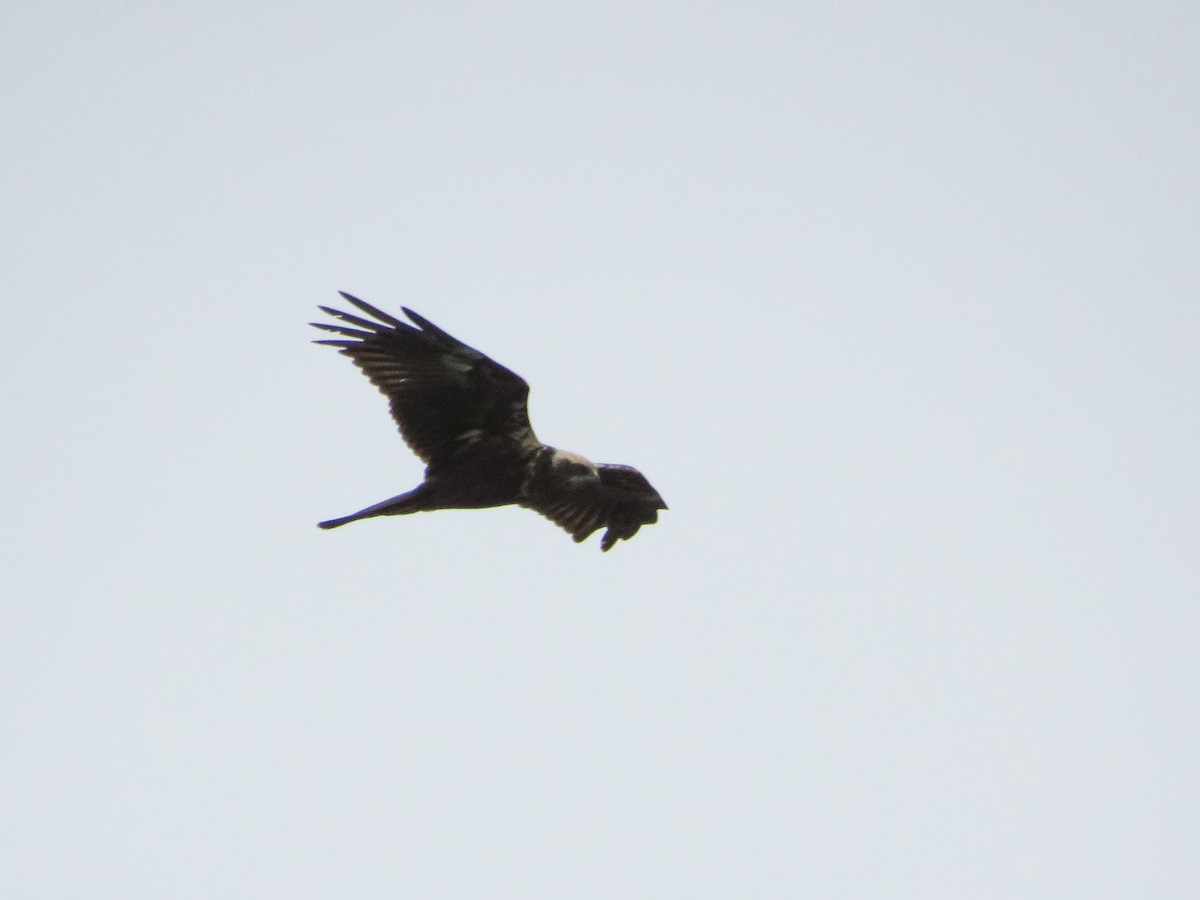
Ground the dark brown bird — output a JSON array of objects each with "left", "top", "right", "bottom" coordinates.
[{"left": 312, "top": 293, "right": 667, "bottom": 551}]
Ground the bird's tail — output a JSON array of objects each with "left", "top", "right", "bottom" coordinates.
[{"left": 317, "top": 486, "right": 427, "bottom": 529}]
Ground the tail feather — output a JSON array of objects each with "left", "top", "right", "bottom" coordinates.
[{"left": 317, "top": 487, "right": 426, "bottom": 529}]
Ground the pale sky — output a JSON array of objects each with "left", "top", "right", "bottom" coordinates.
[{"left": 3, "top": 2, "right": 1199, "bottom": 897}]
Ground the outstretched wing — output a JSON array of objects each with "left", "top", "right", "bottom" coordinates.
[
  {"left": 312, "top": 293, "right": 538, "bottom": 464},
  {"left": 521, "top": 464, "right": 667, "bottom": 552}
]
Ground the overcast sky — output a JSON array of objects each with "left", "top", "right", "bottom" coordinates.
[{"left": 3, "top": 2, "right": 1198, "bottom": 897}]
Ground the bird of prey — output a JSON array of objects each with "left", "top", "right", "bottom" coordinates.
[{"left": 312, "top": 293, "right": 667, "bottom": 551}]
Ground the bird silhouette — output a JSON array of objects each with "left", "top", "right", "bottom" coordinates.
[{"left": 312, "top": 293, "right": 667, "bottom": 551}]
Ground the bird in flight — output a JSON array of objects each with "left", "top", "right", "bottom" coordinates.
[{"left": 312, "top": 293, "right": 667, "bottom": 551}]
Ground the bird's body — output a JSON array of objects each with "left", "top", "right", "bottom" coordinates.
[{"left": 313, "top": 293, "right": 666, "bottom": 551}]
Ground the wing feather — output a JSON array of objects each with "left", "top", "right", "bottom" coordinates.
[
  {"left": 520, "top": 463, "right": 666, "bottom": 551},
  {"left": 338, "top": 292, "right": 407, "bottom": 328},
  {"left": 313, "top": 295, "right": 538, "bottom": 464}
]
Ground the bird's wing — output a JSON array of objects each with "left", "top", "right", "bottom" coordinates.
[
  {"left": 313, "top": 293, "right": 537, "bottom": 464},
  {"left": 521, "top": 464, "right": 666, "bottom": 552}
]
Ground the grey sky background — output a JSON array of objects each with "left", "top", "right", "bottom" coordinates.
[{"left": 3, "top": 2, "right": 1198, "bottom": 897}]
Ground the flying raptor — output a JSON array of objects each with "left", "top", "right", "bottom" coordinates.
[{"left": 312, "top": 293, "right": 667, "bottom": 551}]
